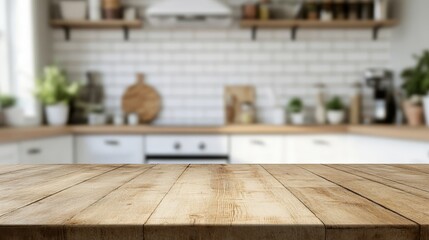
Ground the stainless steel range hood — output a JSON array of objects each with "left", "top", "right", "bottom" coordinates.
[{"left": 146, "top": 0, "right": 233, "bottom": 27}]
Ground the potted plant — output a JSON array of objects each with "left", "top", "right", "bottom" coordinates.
[
  {"left": 326, "top": 96, "right": 345, "bottom": 125},
  {"left": 306, "top": 2, "right": 318, "bottom": 20},
  {"left": 35, "top": 66, "right": 79, "bottom": 126},
  {"left": 0, "top": 94, "right": 17, "bottom": 126},
  {"left": 401, "top": 50, "right": 429, "bottom": 126},
  {"left": 88, "top": 106, "right": 107, "bottom": 125},
  {"left": 288, "top": 98, "right": 305, "bottom": 125}
]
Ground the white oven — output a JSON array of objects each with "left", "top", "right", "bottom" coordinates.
[{"left": 145, "top": 135, "right": 229, "bottom": 164}]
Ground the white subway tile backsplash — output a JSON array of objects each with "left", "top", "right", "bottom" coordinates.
[{"left": 52, "top": 7, "right": 391, "bottom": 125}]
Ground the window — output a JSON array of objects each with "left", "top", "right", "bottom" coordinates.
[{"left": 0, "top": 0, "right": 11, "bottom": 94}]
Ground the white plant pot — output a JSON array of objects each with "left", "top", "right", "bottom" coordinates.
[
  {"left": 45, "top": 103, "right": 69, "bottom": 126},
  {"left": 268, "top": 107, "right": 286, "bottom": 125},
  {"left": 60, "top": 1, "right": 87, "bottom": 20},
  {"left": 327, "top": 110, "right": 345, "bottom": 125},
  {"left": 291, "top": 112, "right": 305, "bottom": 125},
  {"left": 423, "top": 96, "right": 429, "bottom": 126},
  {"left": 4, "top": 107, "right": 25, "bottom": 127}
]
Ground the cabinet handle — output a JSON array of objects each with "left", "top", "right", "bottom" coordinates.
[
  {"left": 199, "top": 143, "right": 206, "bottom": 150},
  {"left": 105, "top": 140, "right": 120, "bottom": 146},
  {"left": 251, "top": 140, "right": 265, "bottom": 146},
  {"left": 27, "top": 148, "right": 41, "bottom": 155},
  {"left": 174, "top": 142, "right": 181, "bottom": 150},
  {"left": 313, "top": 140, "right": 330, "bottom": 146}
]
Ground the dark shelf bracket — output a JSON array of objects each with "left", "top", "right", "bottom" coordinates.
[
  {"left": 123, "top": 27, "right": 130, "bottom": 41},
  {"left": 63, "top": 27, "right": 71, "bottom": 41},
  {"left": 291, "top": 26, "right": 298, "bottom": 41},
  {"left": 372, "top": 26, "right": 381, "bottom": 41},
  {"left": 251, "top": 26, "right": 257, "bottom": 41}
]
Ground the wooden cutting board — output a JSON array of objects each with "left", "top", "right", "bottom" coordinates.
[{"left": 122, "top": 74, "right": 161, "bottom": 123}]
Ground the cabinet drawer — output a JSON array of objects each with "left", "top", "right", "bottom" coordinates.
[
  {"left": 230, "top": 135, "right": 283, "bottom": 164},
  {"left": 0, "top": 143, "right": 19, "bottom": 164},
  {"left": 19, "top": 136, "right": 74, "bottom": 164},
  {"left": 285, "top": 134, "right": 347, "bottom": 164},
  {"left": 76, "top": 135, "right": 144, "bottom": 164},
  {"left": 146, "top": 135, "right": 229, "bottom": 155}
]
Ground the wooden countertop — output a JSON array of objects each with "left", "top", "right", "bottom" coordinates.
[
  {"left": 0, "top": 164, "right": 427, "bottom": 240},
  {"left": 1, "top": 125, "right": 429, "bottom": 143}
]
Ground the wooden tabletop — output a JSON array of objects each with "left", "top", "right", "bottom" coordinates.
[{"left": 0, "top": 165, "right": 428, "bottom": 240}]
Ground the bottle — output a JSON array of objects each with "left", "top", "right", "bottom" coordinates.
[
  {"left": 349, "top": 83, "right": 362, "bottom": 125},
  {"left": 315, "top": 84, "right": 326, "bottom": 125},
  {"left": 259, "top": 0, "right": 271, "bottom": 20}
]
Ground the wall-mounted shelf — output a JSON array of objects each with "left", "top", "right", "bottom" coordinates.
[
  {"left": 50, "top": 20, "right": 143, "bottom": 41},
  {"left": 240, "top": 20, "right": 398, "bottom": 41}
]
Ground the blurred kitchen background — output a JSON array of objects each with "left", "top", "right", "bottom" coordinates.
[{"left": 2, "top": 0, "right": 428, "bottom": 127}]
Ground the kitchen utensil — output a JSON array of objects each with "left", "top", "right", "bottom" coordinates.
[
  {"left": 122, "top": 74, "right": 161, "bottom": 124},
  {"left": 60, "top": 1, "right": 87, "bottom": 20},
  {"left": 224, "top": 86, "right": 256, "bottom": 124}
]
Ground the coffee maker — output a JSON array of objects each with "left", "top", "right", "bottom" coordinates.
[{"left": 364, "top": 69, "right": 396, "bottom": 124}]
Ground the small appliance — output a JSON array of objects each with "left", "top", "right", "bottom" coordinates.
[{"left": 364, "top": 69, "right": 396, "bottom": 124}]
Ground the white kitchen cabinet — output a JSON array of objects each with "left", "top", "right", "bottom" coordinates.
[
  {"left": 76, "top": 135, "right": 145, "bottom": 164},
  {"left": 348, "top": 135, "right": 429, "bottom": 164},
  {"left": 19, "top": 136, "right": 74, "bottom": 164},
  {"left": 0, "top": 143, "right": 19, "bottom": 164},
  {"left": 285, "top": 134, "right": 349, "bottom": 164},
  {"left": 230, "top": 135, "right": 284, "bottom": 164}
]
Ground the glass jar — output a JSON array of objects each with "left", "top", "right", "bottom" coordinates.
[{"left": 239, "top": 102, "right": 256, "bottom": 124}]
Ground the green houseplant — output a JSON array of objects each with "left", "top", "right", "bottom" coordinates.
[
  {"left": 401, "top": 50, "right": 429, "bottom": 126},
  {"left": 35, "top": 66, "right": 79, "bottom": 126},
  {"left": 326, "top": 96, "right": 345, "bottom": 125},
  {"left": 0, "top": 94, "right": 16, "bottom": 109},
  {"left": 0, "top": 94, "right": 17, "bottom": 127},
  {"left": 287, "top": 98, "right": 305, "bottom": 125}
]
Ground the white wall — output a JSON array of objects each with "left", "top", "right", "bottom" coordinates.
[{"left": 391, "top": 0, "right": 429, "bottom": 84}]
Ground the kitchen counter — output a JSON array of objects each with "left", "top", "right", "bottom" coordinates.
[
  {"left": 1, "top": 124, "right": 429, "bottom": 143},
  {"left": 0, "top": 164, "right": 427, "bottom": 240}
]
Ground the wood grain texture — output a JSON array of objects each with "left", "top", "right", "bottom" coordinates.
[
  {"left": 263, "top": 165, "right": 419, "bottom": 240},
  {"left": 145, "top": 164, "right": 324, "bottom": 240},
  {"left": 303, "top": 165, "right": 429, "bottom": 240},
  {"left": 0, "top": 165, "right": 428, "bottom": 240}
]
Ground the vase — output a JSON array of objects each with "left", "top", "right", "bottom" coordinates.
[
  {"left": 327, "top": 110, "right": 345, "bottom": 125},
  {"left": 403, "top": 101, "right": 424, "bottom": 126},
  {"left": 45, "top": 103, "right": 70, "bottom": 126},
  {"left": 60, "top": 1, "right": 87, "bottom": 20}
]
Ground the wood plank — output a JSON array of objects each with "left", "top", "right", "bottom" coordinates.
[
  {"left": 330, "top": 165, "right": 429, "bottom": 201},
  {"left": 392, "top": 165, "right": 429, "bottom": 175},
  {"left": 0, "top": 165, "right": 75, "bottom": 183},
  {"left": 343, "top": 165, "right": 429, "bottom": 193},
  {"left": 64, "top": 165, "right": 187, "bottom": 240},
  {"left": 0, "top": 165, "right": 40, "bottom": 175},
  {"left": 0, "top": 165, "right": 152, "bottom": 240},
  {"left": 51, "top": 20, "right": 143, "bottom": 29},
  {"left": 263, "top": 165, "right": 418, "bottom": 240},
  {"left": 145, "top": 165, "right": 324, "bottom": 240},
  {"left": 0, "top": 165, "right": 119, "bottom": 216},
  {"left": 240, "top": 20, "right": 398, "bottom": 29},
  {"left": 348, "top": 125, "right": 429, "bottom": 142},
  {"left": 302, "top": 165, "right": 429, "bottom": 240}
]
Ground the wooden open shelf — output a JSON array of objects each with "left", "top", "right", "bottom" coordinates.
[
  {"left": 50, "top": 20, "right": 143, "bottom": 41},
  {"left": 240, "top": 20, "right": 399, "bottom": 40}
]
